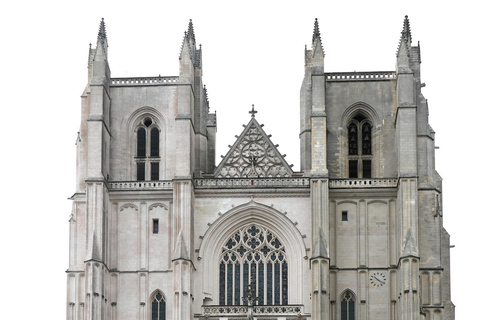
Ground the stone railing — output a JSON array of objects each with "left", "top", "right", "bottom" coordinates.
[
  {"left": 329, "top": 178, "right": 398, "bottom": 188},
  {"left": 194, "top": 178, "right": 310, "bottom": 189},
  {"left": 326, "top": 71, "right": 396, "bottom": 81},
  {"left": 110, "top": 76, "right": 179, "bottom": 86},
  {"left": 109, "top": 180, "right": 173, "bottom": 190},
  {"left": 201, "top": 305, "right": 304, "bottom": 317}
]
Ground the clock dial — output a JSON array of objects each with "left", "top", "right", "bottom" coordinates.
[{"left": 370, "top": 272, "right": 387, "bottom": 287}]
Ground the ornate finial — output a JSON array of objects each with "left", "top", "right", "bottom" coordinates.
[
  {"left": 402, "top": 15, "right": 412, "bottom": 45},
  {"left": 249, "top": 104, "right": 257, "bottom": 118}
]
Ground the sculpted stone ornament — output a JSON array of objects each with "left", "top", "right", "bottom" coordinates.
[
  {"left": 242, "top": 284, "right": 258, "bottom": 320},
  {"left": 215, "top": 107, "right": 293, "bottom": 178}
]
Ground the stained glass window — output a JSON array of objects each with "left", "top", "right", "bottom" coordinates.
[
  {"left": 151, "top": 292, "right": 166, "bottom": 320},
  {"left": 219, "top": 224, "right": 288, "bottom": 306}
]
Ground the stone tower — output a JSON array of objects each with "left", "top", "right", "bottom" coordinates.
[{"left": 66, "top": 17, "right": 454, "bottom": 320}]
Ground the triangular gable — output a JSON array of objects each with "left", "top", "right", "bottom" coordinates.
[{"left": 214, "top": 117, "right": 293, "bottom": 178}]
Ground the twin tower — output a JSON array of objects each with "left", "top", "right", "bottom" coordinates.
[{"left": 66, "top": 17, "right": 454, "bottom": 320}]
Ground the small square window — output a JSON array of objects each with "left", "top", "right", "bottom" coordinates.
[
  {"left": 342, "top": 211, "right": 348, "bottom": 221},
  {"left": 153, "top": 219, "right": 159, "bottom": 234}
]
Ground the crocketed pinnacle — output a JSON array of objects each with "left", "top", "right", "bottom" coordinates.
[
  {"left": 312, "top": 18, "right": 320, "bottom": 44},
  {"left": 97, "top": 18, "right": 107, "bottom": 42},
  {"left": 401, "top": 15, "right": 412, "bottom": 45},
  {"left": 311, "top": 18, "right": 325, "bottom": 56},
  {"left": 187, "top": 19, "right": 196, "bottom": 42}
]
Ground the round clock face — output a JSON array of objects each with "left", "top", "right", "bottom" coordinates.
[{"left": 370, "top": 272, "right": 387, "bottom": 287}]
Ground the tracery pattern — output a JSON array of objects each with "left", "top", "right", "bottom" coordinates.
[
  {"left": 216, "top": 124, "right": 291, "bottom": 178},
  {"left": 219, "top": 225, "right": 288, "bottom": 306}
]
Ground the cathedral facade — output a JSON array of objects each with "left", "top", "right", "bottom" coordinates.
[{"left": 66, "top": 17, "right": 454, "bottom": 320}]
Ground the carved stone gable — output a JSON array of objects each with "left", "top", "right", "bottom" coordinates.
[{"left": 214, "top": 118, "right": 293, "bottom": 178}]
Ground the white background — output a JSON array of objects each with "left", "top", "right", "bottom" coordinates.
[{"left": 0, "top": 1, "right": 476, "bottom": 319}]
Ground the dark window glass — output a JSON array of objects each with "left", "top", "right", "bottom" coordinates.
[
  {"left": 151, "top": 163, "right": 159, "bottom": 180},
  {"left": 282, "top": 262, "right": 288, "bottom": 305},
  {"left": 144, "top": 117, "right": 152, "bottom": 127},
  {"left": 349, "top": 160, "right": 358, "bottom": 178},
  {"left": 348, "top": 123, "right": 358, "bottom": 155},
  {"left": 267, "top": 262, "right": 273, "bottom": 305},
  {"left": 342, "top": 211, "right": 348, "bottom": 221},
  {"left": 137, "top": 128, "right": 146, "bottom": 157},
  {"left": 243, "top": 262, "right": 249, "bottom": 305},
  {"left": 258, "top": 262, "right": 264, "bottom": 305},
  {"left": 227, "top": 263, "right": 233, "bottom": 305},
  {"left": 151, "top": 128, "right": 160, "bottom": 157},
  {"left": 362, "top": 123, "right": 371, "bottom": 155},
  {"left": 152, "top": 292, "right": 166, "bottom": 320},
  {"left": 234, "top": 263, "right": 241, "bottom": 305},
  {"left": 153, "top": 219, "right": 159, "bottom": 234},
  {"left": 219, "top": 264, "right": 225, "bottom": 305},
  {"left": 274, "top": 261, "right": 280, "bottom": 304},
  {"left": 363, "top": 160, "right": 371, "bottom": 178},
  {"left": 137, "top": 162, "right": 145, "bottom": 181}
]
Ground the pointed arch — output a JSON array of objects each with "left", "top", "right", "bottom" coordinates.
[
  {"left": 149, "top": 290, "right": 166, "bottom": 320},
  {"left": 341, "top": 102, "right": 379, "bottom": 178},
  {"left": 339, "top": 289, "right": 356, "bottom": 320},
  {"left": 126, "top": 107, "right": 166, "bottom": 180},
  {"left": 198, "top": 201, "right": 306, "bottom": 304}
]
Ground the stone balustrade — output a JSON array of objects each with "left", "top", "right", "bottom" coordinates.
[
  {"left": 194, "top": 178, "right": 310, "bottom": 189},
  {"left": 109, "top": 181, "right": 173, "bottom": 190},
  {"left": 201, "top": 304, "right": 304, "bottom": 317},
  {"left": 108, "top": 178, "right": 397, "bottom": 190},
  {"left": 110, "top": 76, "right": 178, "bottom": 86},
  {"left": 326, "top": 71, "right": 396, "bottom": 81},
  {"left": 329, "top": 178, "right": 397, "bottom": 188}
]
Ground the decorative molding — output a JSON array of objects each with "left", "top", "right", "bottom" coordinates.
[
  {"left": 148, "top": 203, "right": 169, "bottom": 211},
  {"left": 119, "top": 203, "right": 139, "bottom": 212}
]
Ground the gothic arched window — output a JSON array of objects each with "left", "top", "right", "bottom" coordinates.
[
  {"left": 136, "top": 117, "right": 161, "bottom": 181},
  {"left": 151, "top": 291, "right": 166, "bottom": 320},
  {"left": 347, "top": 114, "right": 372, "bottom": 178},
  {"left": 340, "top": 291, "right": 355, "bottom": 320},
  {"left": 219, "top": 224, "right": 288, "bottom": 306}
]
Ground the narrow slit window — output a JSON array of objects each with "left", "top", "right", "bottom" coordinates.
[
  {"left": 153, "top": 219, "right": 159, "bottom": 234},
  {"left": 342, "top": 211, "right": 348, "bottom": 221}
]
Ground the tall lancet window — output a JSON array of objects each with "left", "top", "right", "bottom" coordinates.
[
  {"left": 135, "top": 117, "right": 161, "bottom": 181},
  {"left": 219, "top": 224, "right": 288, "bottom": 306},
  {"left": 347, "top": 114, "right": 372, "bottom": 178},
  {"left": 340, "top": 291, "right": 355, "bottom": 320},
  {"left": 151, "top": 291, "right": 166, "bottom": 320}
]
